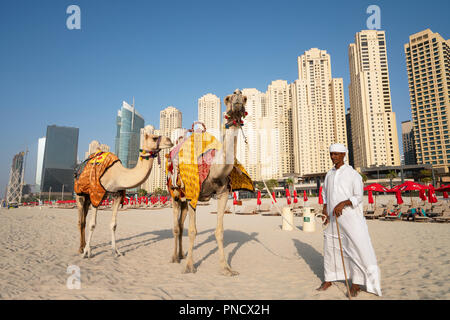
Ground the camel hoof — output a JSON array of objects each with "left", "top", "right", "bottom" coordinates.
[
  {"left": 82, "top": 249, "right": 91, "bottom": 259},
  {"left": 171, "top": 256, "right": 181, "bottom": 263},
  {"left": 78, "top": 247, "right": 84, "bottom": 254},
  {"left": 222, "top": 268, "right": 239, "bottom": 277},
  {"left": 113, "top": 250, "right": 123, "bottom": 257},
  {"left": 183, "top": 264, "right": 197, "bottom": 274}
]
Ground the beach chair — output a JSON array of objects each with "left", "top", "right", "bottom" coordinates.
[
  {"left": 258, "top": 203, "right": 271, "bottom": 212},
  {"left": 433, "top": 210, "right": 450, "bottom": 223},
  {"left": 236, "top": 205, "right": 257, "bottom": 215}
]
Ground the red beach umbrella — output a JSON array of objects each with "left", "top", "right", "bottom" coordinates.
[
  {"left": 368, "top": 190, "right": 374, "bottom": 204},
  {"left": 395, "top": 190, "right": 404, "bottom": 205},
  {"left": 364, "top": 183, "right": 389, "bottom": 192},
  {"left": 271, "top": 192, "right": 277, "bottom": 204},
  {"left": 303, "top": 190, "right": 308, "bottom": 202},
  {"left": 293, "top": 190, "right": 298, "bottom": 204},
  {"left": 318, "top": 186, "right": 323, "bottom": 204},
  {"left": 257, "top": 190, "right": 261, "bottom": 206},
  {"left": 233, "top": 192, "right": 238, "bottom": 205},
  {"left": 286, "top": 189, "right": 291, "bottom": 205},
  {"left": 428, "top": 184, "right": 437, "bottom": 203},
  {"left": 419, "top": 189, "right": 427, "bottom": 201}
]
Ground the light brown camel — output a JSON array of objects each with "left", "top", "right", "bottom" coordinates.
[
  {"left": 76, "top": 132, "right": 173, "bottom": 258},
  {"left": 169, "top": 89, "right": 248, "bottom": 276}
]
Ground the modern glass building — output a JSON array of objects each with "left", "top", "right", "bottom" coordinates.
[
  {"left": 40, "top": 125, "right": 79, "bottom": 193},
  {"left": 115, "top": 100, "right": 145, "bottom": 169}
]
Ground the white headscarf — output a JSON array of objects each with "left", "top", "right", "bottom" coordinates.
[{"left": 329, "top": 143, "right": 348, "bottom": 153}]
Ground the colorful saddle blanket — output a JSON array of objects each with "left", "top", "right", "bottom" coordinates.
[
  {"left": 74, "top": 151, "right": 122, "bottom": 208},
  {"left": 166, "top": 132, "right": 254, "bottom": 209}
]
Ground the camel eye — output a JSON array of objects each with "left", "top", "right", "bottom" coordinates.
[{"left": 153, "top": 137, "right": 158, "bottom": 141}]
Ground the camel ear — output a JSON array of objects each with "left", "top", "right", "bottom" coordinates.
[
  {"left": 243, "top": 96, "right": 247, "bottom": 105},
  {"left": 145, "top": 133, "right": 149, "bottom": 140},
  {"left": 224, "top": 95, "right": 231, "bottom": 107}
]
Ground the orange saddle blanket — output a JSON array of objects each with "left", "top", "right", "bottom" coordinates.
[{"left": 74, "top": 151, "right": 121, "bottom": 208}]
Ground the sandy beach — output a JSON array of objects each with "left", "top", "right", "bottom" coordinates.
[{"left": 0, "top": 197, "right": 449, "bottom": 300}]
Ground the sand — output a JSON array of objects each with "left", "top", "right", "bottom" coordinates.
[{"left": 0, "top": 197, "right": 449, "bottom": 300}]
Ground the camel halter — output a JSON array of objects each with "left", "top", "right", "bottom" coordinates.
[{"left": 139, "top": 136, "right": 162, "bottom": 165}]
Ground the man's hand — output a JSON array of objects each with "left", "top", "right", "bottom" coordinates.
[
  {"left": 333, "top": 200, "right": 353, "bottom": 218},
  {"left": 322, "top": 204, "right": 329, "bottom": 225}
]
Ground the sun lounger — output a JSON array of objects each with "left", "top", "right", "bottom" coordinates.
[
  {"left": 236, "top": 205, "right": 258, "bottom": 215},
  {"left": 258, "top": 203, "right": 271, "bottom": 212}
]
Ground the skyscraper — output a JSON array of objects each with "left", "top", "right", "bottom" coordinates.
[
  {"left": 292, "top": 48, "right": 347, "bottom": 176},
  {"left": 401, "top": 120, "right": 417, "bottom": 165},
  {"left": 40, "top": 125, "right": 79, "bottom": 193},
  {"left": 348, "top": 30, "right": 401, "bottom": 169},
  {"left": 35, "top": 137, "right": 46, "bottom": 190},
  {"left": 266, "top": 80, "right": 294, "bottom": 177},
  {"left": 144, "top": 107, "right": 183, "bottom": 193},
  {"left": 84, "top": 140, "right": 110, "bottom": 160},
  {"left": 198, "top": 93, "right": 221, "bottom": 138},
  {"left": 115, "top": 100, "right": 145, "bottom": 169},
  {"left": 160, "top": 106, "right": 182, "bottom": 135},
  {"left": 236, "top": 88, "right": 265, "bottom": 180},
  {"left": 404, "top": 29, "right": 450, "bottom": 171}
]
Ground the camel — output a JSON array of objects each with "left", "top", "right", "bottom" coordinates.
[
  {"left": 76, "top": 132, "right": 173, "bottom": 258},
  {"left": 169, "top": 89, "right": 249, "bottom": 276}
]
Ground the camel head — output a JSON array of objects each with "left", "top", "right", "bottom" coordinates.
[
  {"left": 224, "top": 89, "right": 248, "bottom": 128},
  {"left": 139, "top": 133, "right": 173, "bottom": 162}
]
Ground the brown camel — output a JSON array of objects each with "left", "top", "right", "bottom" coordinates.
[
  {"left": 168, "top": 89, "right": 249, "bottom": 276},
  {"left": 76, "top": 132, "right": 173, "bottom": 258}
]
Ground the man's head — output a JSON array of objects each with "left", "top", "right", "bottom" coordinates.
[{"left": 329, "top": 143, "right": 347, "bottom": 167}]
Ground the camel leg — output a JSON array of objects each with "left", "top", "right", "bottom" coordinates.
[
  {"left": 178, "top": 201, "right": 188, "bottom": 260},
  {"left": 82, "top": 205, "right": 98, "bottom": 258},
  {"left": 171, "top": 200, "right": 181, "bottom": 263},
  {"left": 183, "top": 204, "right": 197, "bottom": 273},
  {"left": 110, "top": 194, "right": 123, "bottom": 257},
  {"left": 216, "top": 191, "right": 238, "bottom": 276},
  {"left": 76, "top": 195, "right": 89, "bottom": 254}
]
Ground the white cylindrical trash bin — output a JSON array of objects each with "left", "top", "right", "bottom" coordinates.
[
  {"left": 281, "top": 206, "right": 294, "bottom": 231},
  {"left": 302, "top": 207, "right": 316, "bottom": 232}
]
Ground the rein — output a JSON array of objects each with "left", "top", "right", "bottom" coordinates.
[{"left": 140, "top": 136, "right": 162, "bottom": 165}]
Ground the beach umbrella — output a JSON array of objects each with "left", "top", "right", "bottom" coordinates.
[
  {"left": 257, "top": 190, "right": 261, "bottom": 206},
  {"left": 364, "top": 183, "right": 389, "bottom": 192},
  {"left": 303, "top": 190, "right": 308, "bottom": 202},
  {"left": 233, "top": 192, "right": 238, "bottom": 205},
  {"left": 419, "top": 189, "right": 427, "bottom": 201},
  {"left": 271, "top": 192, "right": 277, "bottom": 204},
  {"left": 428, "top": 184, "right": 437, "bottom": 203},
  {"left": 444, "top": 192, "right": 449, "bottom": 199},
  {"left": 285, "top": 189, "right": 291, "bottom": 205},
  {"left": 293, "top": 190, "right": 298, "bottom": 204},
  {"left": 390, "top": 181, "right": 428, "bottom": 206},
  {"left": 368, "top": 190, "right": 374, "bottom": 204},
  {"left": 318, "top": 186, "right": 323, "bottom": 204},
  {"left": 395, "top": 190, "right": 404, "bottom": 205}
]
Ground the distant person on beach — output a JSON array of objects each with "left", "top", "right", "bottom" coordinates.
[{"left": 317, "top": 143, "right": 382, "bottom": 297}]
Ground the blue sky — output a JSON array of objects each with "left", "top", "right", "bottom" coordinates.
[{"left": 0, "top": 0, "right": 449, "bottom": 197}]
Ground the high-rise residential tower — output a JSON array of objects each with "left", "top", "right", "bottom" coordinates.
[
  {"left": 404, "top": 29, "right": 450, "bottom": 171},
  {"left": 401, "top": 120, "right": 417, "bottom": 165},
  {"left": 198, "top": 93, "right": 221, "bottom": 138},
  {"left": 292, "top": 48, "right": 347, "bottom": 175},
  {"left": 84, "top": 140, "right": 110, "bottom": 160},
  {"left": 266, "top": 80, "right": 294, "bottom": 177},
  {"left": 115, "top": 100, "right": 145, "bottom": 169},
  {"left": 348, "top": 30, "right": 401, "bottom": 169},
  {"left": 144, "top": 107, "right": 183, "bottom": 193}
]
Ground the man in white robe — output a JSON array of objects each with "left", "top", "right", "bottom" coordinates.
[{"left": 316, "top": 143, "right": 382, "bottom": 297}]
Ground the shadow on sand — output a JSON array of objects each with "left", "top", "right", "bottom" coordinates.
[
  {"left": 292, "top": 238, "right": 324, "bottom": 282},
  {"left": 193, "top": 230, "right": 259, "bottom": 269},
  {"left": 89, "top": 228, "right": 215, "bottom": 257}
]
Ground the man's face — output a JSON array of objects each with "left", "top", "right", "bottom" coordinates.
[{"left": 330, "top": 152, "right": 346, "bottom": 166}]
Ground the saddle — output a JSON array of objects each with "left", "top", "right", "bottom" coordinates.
[
  {"left": 74, "top": 151, "right": 123, "bottom": 207},
  {"left": 166, "top": 131, "right": 254, "bottom": 209}
]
